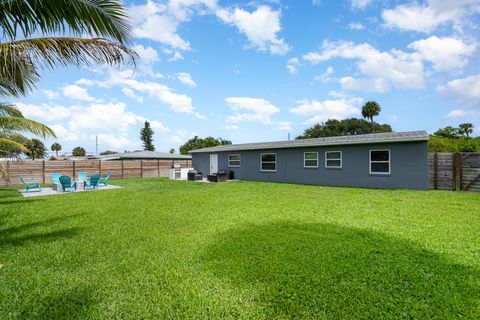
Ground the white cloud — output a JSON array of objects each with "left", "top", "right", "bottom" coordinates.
[
  {"left": 350, "top": 0, "right": 373, "bottom": 10},
  {"left": 303, "top": 40, "right": 425, "bottom": 91},
  {"left": 437, "top": 74, "right": 480, "bottom": 105},
  {"left": 122, "top": 88, "right": 144, "bottom": 103},
  {"left": 131, "top": 44, "right": 160, "bottom": 64},
  {"left": 444, "top": 109, "right": 479, "bottom": 119},
  {"left": 348, "top": 22, "right": 365, "bottom": 30},
  {"left": 15, "top": 102, "right": 72, "bottom": 121},
  {"left": 96, "top": 134, "right": 133, "bottom": 150},
  {"left": 43, "top": 90, "right": 59, "bottom": 100},
  {"left": 277, "top": 121, "right": 292, "bottom": 131},
  {"left": 408, "top": 36, "right": 476, "bottom": 72},
  {"left": 150, "top": 120, "right": 170, "bottom": 132},
  {"left": 225, "top": 97, "right": 280, "bottom": 125},
  {"left": 75, "top": 78, "right": 95, "bottom": 86},
  {"left": 62, "top": 85, "right": 95, "bottom": 101},
  {"left": 382, "top": 1, "right": 480, "bottom": 33},
  {"left": 176, "top": 72, "right": 197, "bottom": 87},
  {"left": 287, "top": 57, "right": 301, "bottom": 74},
  {"left": 339, "top": 77, "right": 390, "bottom": 93},
  {"left": 217, "top": 6, "right": 290, "bottom": 55},
  {"left": 314, "top": 66, "right": 334, "bottom": 83},
  {"left": 290, "top": 98, "right": 362, "bottom": 125}
]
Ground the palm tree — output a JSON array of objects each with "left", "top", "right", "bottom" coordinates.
[
  {"left": 25, "top": 138, "right": 47, "bottom": 160},
  {"left": 51, "top": 142, "right": 62, "bottom": 157},
  {"left": 0, "top": 0, "right": 137, "bottom": 153},
  {"left": 458, "top": 123, "right": 474, "bottom": 138},
  {"left": 0, "top": 103, "right": 54, "bottom": 157},
  {"left": 361, "top": 101, "right": 381, "bottom": 123}
]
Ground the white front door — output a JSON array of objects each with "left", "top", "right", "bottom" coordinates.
[{"left": 210, "top": 154, "right": 218, "bottom": 174}]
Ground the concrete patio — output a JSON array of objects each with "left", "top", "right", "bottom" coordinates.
[{"left": 20, "top": 184, "right": 122, "bottom": 197}]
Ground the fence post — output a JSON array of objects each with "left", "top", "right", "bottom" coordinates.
[
  {"left": 121, "top": 160, "right": 124, "bottom": 179},
  {"left": 42, "top": 160, "right": 46, "bottom": 184},
  {"left": 453, "top": 152, "right": 462, "bottom": 191},
  {"left": 98, "top": 160, "right": 102, "bottom": 176},
  {"left": 72, "top": 160, "right": 76, "bottom": 179},
  {"left": 140, "top": 160, "right": 143, "bottom": 178},
  {"left": 6, "top": 161, "right": 10, "bottom": 187},
  {"left": 433, "top": 153, "right": 438, "bottom": 190},
  {"left": 157, "top": 160, "right": 160, "bottom": 177}
]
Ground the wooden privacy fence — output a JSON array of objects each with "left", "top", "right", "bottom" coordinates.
[
  {"left": 428, "top": 152, "right": 480, "bottom": 191},
  {"left": 0, "top": 159, "right": 191, "bottom": 187}
]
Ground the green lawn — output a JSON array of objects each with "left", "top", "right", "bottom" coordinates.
[{"left": 1, "top": 178, "right": 479, "bottom": 319}]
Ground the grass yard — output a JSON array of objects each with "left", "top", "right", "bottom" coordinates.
[{"left": 0, "top": 178, "right": 479, "bottom": 319}]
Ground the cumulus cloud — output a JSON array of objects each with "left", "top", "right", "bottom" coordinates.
[
  {"left": 408, "top": 36, "right": 476, "bottom": 72},
  {"left": 43, "top": 90, "right": 59, "bottom": 100},
  {"left": 62, "top": 85, "right": 95, "bottom": 101},
  {"left": 131, "top": 44, "right": 160, "bottom": 64},
  {"left": 303, "top": 40, "right": 425, "bottom": 91},
  {"left": 225, "top": 97, "right": 280, "bottom": 126},
  {"left": 150, "top": 120, "right": 170, "bottom": 132},
  {"left": 287, "top": 57, "right": 301, "bottom": 74},
  {"left": 176, "top": 72, "right": 197, "bottom": 87},
  {"left": 382, "top": 0, "right": 480, "bottom": 33},
  {"left": 217, "top": 5, "right": 290, "bottom": 55},
  {"left": 95, "top": 134, "right": 134, "bottom": 150},
  {"left": 290, "top": 98, "right": 362, "bottom": 125},
  {"left": 437, "top": 74, "right": 480, "bottom": 119},
  {"left": 314, "top": 66, "right": 334, "bottom": 83}
]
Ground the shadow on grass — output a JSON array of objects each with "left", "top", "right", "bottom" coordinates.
[
  {"left": 202, "top": 223, "right": 479, "bottom": 318},
  {"left": 19, "top": 287, "right": 98, "bottom": 319},
  {"left": 0, "top": 213, "right": 86, "bottom": 248}
]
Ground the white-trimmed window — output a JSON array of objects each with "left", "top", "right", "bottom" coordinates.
[
  {"left": 228, "top": 154, "right": 241, "bottom": 167},
  {"left": 370, "top": 150, "right": 390, "bottom": 174},
  {"left": 304, "top": 152, "right": 318, "bottom": 168},
  {"left": 260, "top": 153, "right": 276, "bottom": 172},
  {"left": 325, "top": 151, "right": 342, "bottom": 168}
]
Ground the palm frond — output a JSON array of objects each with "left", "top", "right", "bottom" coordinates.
[
  {"left": 0, "top": 102, "right": 24, "bottom": 117},
  {"left": 0, "top": 116, "right": 56, "bottom": 138},
  {"left": 0, "top": 138, "right": 28, "bottom": 153},
  {"left": 0, "top": 37, "right": 137, "bottom": 96},
  {"left": 1, "top": 0, "right": 132, "bottom": 43}
]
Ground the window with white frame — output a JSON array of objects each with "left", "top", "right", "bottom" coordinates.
[
  {"left": 304, "top": 152, "right": 318, "bottom": 168},
  {"left": 228, "top": 154, "right": 241, "bottom": 167},
  {"left": 370, "top": 150, "right": 390, "bottom": 174},
  {"left": 260, "top": 153, "right": 276, "bottom": 171},
  {"left": 325, "top": 151, "right": 342, "bottom": 168}
]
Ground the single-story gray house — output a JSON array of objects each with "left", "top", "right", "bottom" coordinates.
[{"left": 189, "top": 131, "right": 429, "bottom": 190}]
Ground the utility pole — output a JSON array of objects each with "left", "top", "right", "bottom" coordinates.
[
  {"left": 288, "top": 133, "right": 290, "bottom": 141},
  {"left": 95, "top": 135, "right": 98, "bottom": 156}
]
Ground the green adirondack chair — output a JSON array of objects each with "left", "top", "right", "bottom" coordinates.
[
  {"left": 59, "top": 176, "right": 77, "bottom": 192},
  {"left": 20, "top": 177, "right": 41, "bottom": 192},
  {"left": 84, "top": 173, "right": 100, "bottom": 190},
  {"left": 99, "top": 172, "right": 111, "bottom": 186}
]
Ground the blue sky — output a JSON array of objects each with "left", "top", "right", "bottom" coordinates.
[{"left": 13, "top": 0, "right": 480, "bottom": 154}]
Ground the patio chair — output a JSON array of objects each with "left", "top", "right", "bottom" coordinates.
[
  {"left": 59, "top": 176, "right": 76, "bottom": 192},
  {"left": 99, "top": 172, "right": 111, "bottom": 186},
  {"left": 84, "top": 173, "right": 100, "bottom": 190},
  {"left": 77, "top": 171, "right": 88, "bottom": 182},
  {"left": 20, "top": 177, "right": 41, "bottom": 192},
  {"left": 51, "top": 173, "right": 61, "bottom": 185}
]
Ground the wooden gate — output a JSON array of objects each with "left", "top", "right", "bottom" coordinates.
[{"left": 429, "top": 152, "right": 480, "bottom": 191}]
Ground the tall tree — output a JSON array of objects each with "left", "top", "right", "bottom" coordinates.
[
  {"left": 179, "top": 136, "right": 232, "bottom": 155},
  {"left": 433, "top": 126, "right": 461, "bottom": 139},
  {"left": 296, "top": 118, "right": 392, "bottom": 139},
  {"left": 72, "top": 146, "right": 86, "bottom": 157},
  {"left": 25, "top": 139, "right": 47, "bottom": 160},
  {"left": 361, "top": 101, "right": 381, "bottom": 123},
  {"left": 51, "top": 142, "right": 62, "bottom": 157},
  {"left": 0, "top": 0, "right": 137, "bottom": 155},
  {"left": 140, "top": 121, "right": 155, "bottom": 151},
  {"left": 458, "top": 123, "right": 474, "bottom": 138}
]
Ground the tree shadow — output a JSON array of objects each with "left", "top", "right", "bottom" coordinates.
[
  {"left": 0, "top": 213, "right": 86, "bottom": 248},
  {"left": 201, "top": 223, "right": 480, "bottom": 318},
  {"left": 19, "top": 286, "right": 98, "bottom": 319}
]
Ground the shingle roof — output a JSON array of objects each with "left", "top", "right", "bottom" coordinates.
[
  {"left": 189, "top": 131, "right": 429, "bottom": 154},
  {"left": 100, "top": 151, "right": 191, "bottom": 160}
]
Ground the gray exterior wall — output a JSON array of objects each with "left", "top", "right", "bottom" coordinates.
[{"left": 192, "top": 141, "right": 428, "bottom": 190}]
